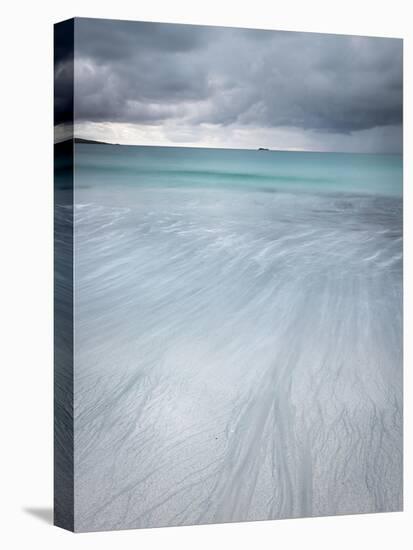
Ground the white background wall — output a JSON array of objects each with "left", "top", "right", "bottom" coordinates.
[{"left": 0, "top": 0, "right": 411, "bottom": 548}]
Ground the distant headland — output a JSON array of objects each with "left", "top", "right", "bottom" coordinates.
[{"left": 74, "top": 138, "right": 111, "bottom": 145}]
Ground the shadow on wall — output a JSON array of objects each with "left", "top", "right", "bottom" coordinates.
[{"left": 23, "top": 508, "right": 53, "bottom": 525}]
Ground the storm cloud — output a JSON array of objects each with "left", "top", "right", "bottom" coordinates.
[{"left": 56, "top": 18, "right": 403, "bottom": 152}]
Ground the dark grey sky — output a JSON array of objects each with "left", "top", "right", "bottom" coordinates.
[{"left": 57, "top": 18, "right": 403, "bottom": 152}]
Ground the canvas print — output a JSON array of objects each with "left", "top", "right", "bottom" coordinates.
[{"left": 54, "top": 18, "right": 403, "bottom": 532}]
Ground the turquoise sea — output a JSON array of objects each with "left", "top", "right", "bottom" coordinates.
[
  {"left": 71, "top": 144, "right": 402, "bottom": 530},
  {"left": 75, "top": 144, "right": 402, "bottom": 196}
]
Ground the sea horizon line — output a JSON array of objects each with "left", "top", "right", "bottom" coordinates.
[{"left": 54, "top": 135, "right": 403, "bottom": 156}]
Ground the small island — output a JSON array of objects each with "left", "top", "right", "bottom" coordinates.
[{"left": 257, "top": 147, "right": 270, "bottom": 151}]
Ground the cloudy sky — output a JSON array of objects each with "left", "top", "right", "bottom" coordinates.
[{"left": 56, "top": 18, "right": 403, "bottom": 153}]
